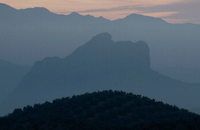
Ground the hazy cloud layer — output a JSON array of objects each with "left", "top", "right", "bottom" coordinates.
[
  {"left": 134, "top": 0, "right": 200, "bottom": 24},
  {"left": 76, "top": 0, "right": 200, "bottom": 24}
]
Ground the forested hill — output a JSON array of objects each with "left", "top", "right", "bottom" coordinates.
[{"left": 1, "top": 90, "right": 200, "bottom": 130}]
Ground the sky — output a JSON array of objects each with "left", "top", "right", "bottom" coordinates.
[{"left": 0, "top": 0, "right": 200, "bottom": 24}]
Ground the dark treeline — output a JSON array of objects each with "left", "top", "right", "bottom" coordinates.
[{"left": 0, "top": 90, "right": 200, "bottom": 130}]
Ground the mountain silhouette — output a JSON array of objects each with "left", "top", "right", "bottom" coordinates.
[
  {"left": 0, "top": 59, "right": 31, "bottom": 103},
  {"left": 118, "top": 13, "right": 167, "bottom": 25},
  {"left": 0, "top": 3, "right": 16, "bottom": 13},
  {"left": 154, "top": 67, "right": 200, "bottom": 83},
  {"left": 1, "top": 90, "right": 200, "bottom": 129},
  {"left": 1, "top": 33, "right": 200, "bottom": 116},
  {"left": 1, "top": 3, "right": 200, "bottom": 83},
  {"left": 1, "top": 3, "right": 200, "bottom": 70}
]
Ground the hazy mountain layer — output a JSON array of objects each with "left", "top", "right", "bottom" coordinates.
[
  {"left": 1, "top": 33, "right": 200, "bottom": 116},
  {"left": 0, "top": 59, "right": 31, "bottom": 103},
  {"left": 0, "top": 3, "right": 200, "bottom": 69},
  {"left": 153, "top": 67, "right": 200, "bottom": 83}
]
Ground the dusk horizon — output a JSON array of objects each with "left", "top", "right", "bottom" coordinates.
[
  {"left": 1, "top": 1, "right": 200, "bottom": 129},
  {"left": 1, "top": 0, "right": 200, "bottom": 24}
]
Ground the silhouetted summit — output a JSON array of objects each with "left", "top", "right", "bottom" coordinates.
[
  {"left": 20, "top": 7, "right": 50, "bottom": 12},
  {"left": 124, "top": 13, "right": 165, "bottom": 22},
  {"left": 0, "top": 33, "right": 151, "bottom": 115},
  {"left": 90, "top": 32, "right": 112, "bottom": 42},
  {"left": 1, "top": 3, "right": 200, "bottom": 70},
  {"left": 1, "top": 33, "right": 200, "bottom": 117},
  {"left": 0, "top": 3, "right": 16, "bottom": 12},
  {"left": 0, "top": 3, "right": 17, "bottom": 18},
  {"left": 68, "top": 33, "right": 150, "bottom": 69},
  {"left": 0, "top": 4, "right": 52, "bottom": 17},
  {"left": 69, "top": 12, "right": 82, "bottom": 17}
]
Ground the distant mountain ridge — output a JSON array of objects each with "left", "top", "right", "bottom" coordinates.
[
  {"left": 2, "top": 3, "right": 200, "bottom": 84},
  {"left": 0, "top": 59, "right": 31, "bottom": 103},
  {"left": 119, "top": 13, "right": 167, "bottom": 24},
  {"left": 1, "top": 33, "right": 200, "bottom": 116},
  {"left": 154, "top": 67, "right": 200, "bottom": 83},
  {"left": 1, "top": 3, "right": 200, "bottom": 69}
]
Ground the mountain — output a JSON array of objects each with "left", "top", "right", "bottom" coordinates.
[
  {"left": 0, "top": 59, "right": 31, "bottom": 103},
  {"left": 153, "top": 67, "right": 200, "bottom": 83},
  {"left": 1, "top": 3, "right": 200, "bottom": 70},
  {"left": 0, "top": 3, "right": 16, "bottom": 15},
  {"left": 1, "top": 33, "right": 200, "bottom": 116},
  {"left": 0, "top": 3, "right": 110, "bottom": 65},
  {"left": 1, "top": 90, "right": 200, "bottom": 130}
]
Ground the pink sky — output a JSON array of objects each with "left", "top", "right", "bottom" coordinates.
[{"left": 1, "top": 0, "right": 200, "bottom": 24}]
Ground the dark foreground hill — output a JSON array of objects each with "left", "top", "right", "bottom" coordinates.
[
  {"left": 0, "top": 90, "right": 200, "bottom": 130},
  {"left": 1, "top": 33, "right": 200, "bottom": 116}
]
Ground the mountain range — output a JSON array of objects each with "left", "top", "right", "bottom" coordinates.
[
  {"left": 0, "top": 59, "right": 31, "bottom": 103},
  {"left": 1, "top": 33, "right": 200, "bottom": 116},
  {"left": 1, "top": 3, "right": 200, "bottom": 70},
  {"left": 154, "top": 67, "right": 200, "bottom": 83}
]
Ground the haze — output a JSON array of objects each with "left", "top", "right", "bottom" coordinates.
[{"left": 1, "top": 0, "right": 200, "bottom": 121}]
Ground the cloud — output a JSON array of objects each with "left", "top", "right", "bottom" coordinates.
[
  {"left": 126, "top": 0, "right": 200, "bottom": 24},
  {"left": 72, "top": 0, "right": 200, "bottom": 24},
  {"left": 77, "top": 5, "right": 140, "bottom": 13},
  {"left": 54, "top": 0, "right": 183, "bottom": 14}
]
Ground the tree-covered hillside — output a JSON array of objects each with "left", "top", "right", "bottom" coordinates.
[{"left": 0, "top": 90, "right": 200, "bottom": 130}]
